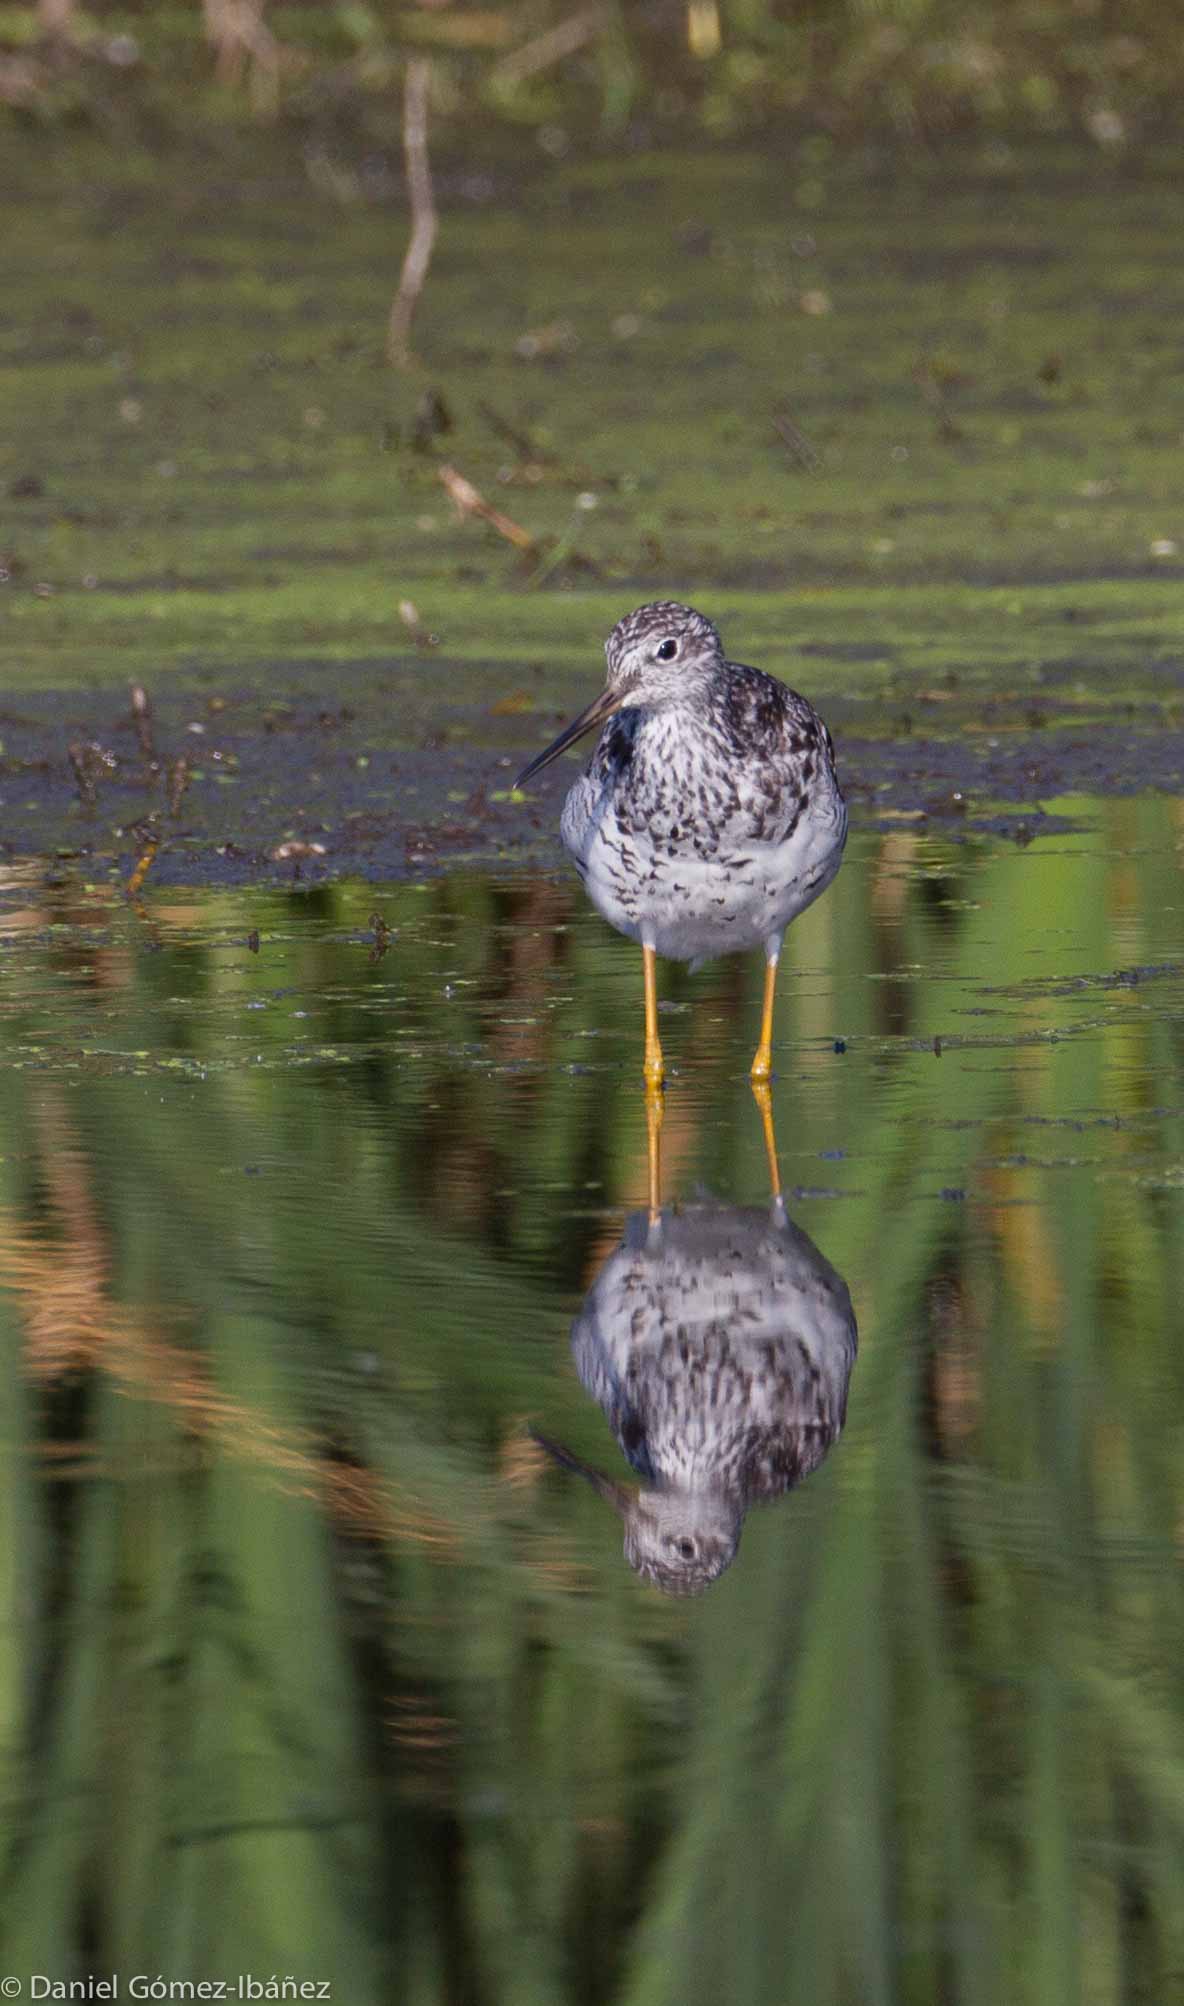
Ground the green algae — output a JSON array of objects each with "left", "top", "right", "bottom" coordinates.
[{"left": 2, "top": 138, "right": 1182, "bottom": 737}]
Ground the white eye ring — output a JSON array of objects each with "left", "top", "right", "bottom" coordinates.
[{"left": 656, "top": 638, "right": 678, "bottom": 662}]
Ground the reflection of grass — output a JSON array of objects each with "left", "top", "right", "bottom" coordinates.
[{"left": 1, "top": 805, "right": 1183, "bottom": 1997}]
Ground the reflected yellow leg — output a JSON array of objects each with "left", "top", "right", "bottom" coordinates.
[
  {"left": 642, "top": 943, "right": 665, "bottom": 1089},
  {"left": 751, "top": 1081, "right": 782, "bottom": 1201},
  {"left": 750, "top": 951, "right": 779, "bottom": 1080},
  {"left": 645, "top": 1084, "right": 664, "bottom": 1221},
  {"left": 126, "top": 838, "right": 159, "bottom": 900}
]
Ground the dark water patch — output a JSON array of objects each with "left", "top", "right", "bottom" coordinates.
[
  {"left": 4, "top": 672, "right": 1184, "bottom": 885},
  {"left": 0, "top": 684, "right": 545, "bottom": 886},
  {"left": 690, "top": 554, "right": 1184, "bottom": 591},
  {"left": 798, "top": 640, "right": 901, "bottom": 663},
  {"left": 1036, "top": 647, "right": 1184, "bottom": 683},
  {"left": 980, "top": 962, "right": 1184, "bottom": 999},
  {"left": 841, "top": 721, "right": 1184, "bottom": 822},
  {"left": 71, "top": 572, "right": 255, "bottom": 595},
  {"left": 882, "top": 242, "right": 1061, "bottom": 279}
]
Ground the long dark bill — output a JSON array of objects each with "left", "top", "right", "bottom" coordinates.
[
  {"left": 514, "top": 685, "right": 623, "bottom": 790},
  {"left": 530, "top": 1429, "right": 633, "bottom": 1515}
]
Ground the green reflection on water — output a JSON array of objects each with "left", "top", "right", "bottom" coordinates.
[{"left": 2, "top": 803, "right": 1183, "bottom": 2000}]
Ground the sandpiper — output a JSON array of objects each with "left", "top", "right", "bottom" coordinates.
[{"left": 515, "top": 601, "right": 847, "bottom": 1085}]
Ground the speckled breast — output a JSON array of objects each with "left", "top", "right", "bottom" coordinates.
[{"left": 562, "top": 704, "right": 847, "bottom": 964}]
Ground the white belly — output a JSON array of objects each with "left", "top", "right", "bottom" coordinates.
[{"left": 564, "top": 775, "right": 847, "bottom": 965}]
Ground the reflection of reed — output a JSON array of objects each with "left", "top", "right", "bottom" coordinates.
[
  {"left": 3, "top": 827, "right": 1183, "bottom": 1994},
  {"left": 490, "top": 879, "right": 571, "bottom": 1072},
  {"left": 870, "top": 828, "right": 921, "bottom": 927},
  {"left": 0, "top": 862, "right": 52, "bottom": 938},
  {"left": 984, "top": 1154, "right": 1065, "bottom": 1345},
  {"left": 5, "top": 1091, "right": 110, "bottom": 1382},
  {"left": 0, "top": 1090, "right": 459, "bottom": 1554},
  {"left": 925, "top": 1270, "right": 981, "bottom": 1451},
  {"left": 385, "top": 1694, "right": 456, "bottom": 1752}
]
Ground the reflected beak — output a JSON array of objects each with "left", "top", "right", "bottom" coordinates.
[
  {"left": 530, "top": 1428, "right": 633, "bottom": 1516},
  {"left": 514, "top": 686, "right": 623, "bottom": 790}
]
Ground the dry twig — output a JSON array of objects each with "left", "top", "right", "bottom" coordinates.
[
  {"left": 772, "top": 408, "right": 821, "bottom": 471},
  {"left": 68, "top": 742, "right": 98, "bottom": 811},
  {"left": 130, "top": 682, "right": 158, "bottom": 768},
  {"left": 492, "top": 6, "right": 609, "bottom": 87},
  {"left": 437, "top": 464, "right": 537, "bottom": 554},
  {"left": 388, "top": 57, "right": 438, "bottom": 368},
  {"left": 201, "top": 0, "right": 283, "bottom": 112},
  {"left": 167, "top": 757, "right": 191, "bottom": 817}
]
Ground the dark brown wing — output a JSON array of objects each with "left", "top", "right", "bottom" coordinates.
[{"left": 714, "top": 662, "right": 840, "bottom": 846}]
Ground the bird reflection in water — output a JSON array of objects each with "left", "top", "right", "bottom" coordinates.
[{"left": 536, "top": 1089, "right": 857, "bottom": 1594}]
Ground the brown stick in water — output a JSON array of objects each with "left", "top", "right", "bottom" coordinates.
[{"left": 437, "top": 463, "right": 537, "bottom": 554}]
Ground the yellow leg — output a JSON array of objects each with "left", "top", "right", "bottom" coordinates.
[
  {"left": 750, "top": 951, "right": 779, "bottom": 1081},
  {"left": 642, "top": 943, "right": 665, "bottom": 1089},
  {"left": 751, "top": 1080, "right": 782, "bottom": 1202},
  {"left": 645, "top": 1083, "right": 664, "bottom": 1221}
]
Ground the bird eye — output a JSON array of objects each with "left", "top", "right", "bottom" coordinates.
[
  {"left": 676, "top": 1537, "right": 695, "bottom": 1559},
  {"left": 656, "top": 638, "right": 678, "bottom": 662}
]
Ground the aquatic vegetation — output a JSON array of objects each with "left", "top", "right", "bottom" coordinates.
[
  {"left": 2, "top": 139, "right": 1182, "bottom": 899},
  {"left": 2, "top": 0, "right": 1183, "bottom": 143}
]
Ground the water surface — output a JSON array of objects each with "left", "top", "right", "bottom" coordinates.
[{"left": 3, "top": 803, "right": 1183, "bottom": 2001}]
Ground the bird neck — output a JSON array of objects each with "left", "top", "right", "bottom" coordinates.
[{"left": 627, "top": 680, "right": 716, "bottom": 730}]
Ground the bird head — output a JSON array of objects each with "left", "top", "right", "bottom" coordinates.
[
  {"left": 532, "top": 1430, "right": 743, "bottom": 1596},
  {"left": 514, "top": 601, "right": 724, "bottom": 789},
  {"left": 603, "top": 601, "right": 725, "bottom": 704},
  {"left": 620, "top": 1486, "right": 743, "bottom": 1595}
]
